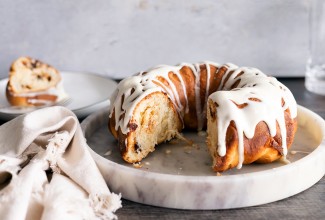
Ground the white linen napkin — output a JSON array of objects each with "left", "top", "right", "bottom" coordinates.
[{"left": 0, "top": 106, "right": 122, "bottom": 220}]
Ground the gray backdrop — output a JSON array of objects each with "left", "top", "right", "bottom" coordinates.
[{"left": 0, "top": 0, "right": 309, "bottom": 79}]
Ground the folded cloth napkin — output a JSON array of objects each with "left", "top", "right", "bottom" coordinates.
[{"left": 0, "top": 106, "right": 122, "bottom": 220}]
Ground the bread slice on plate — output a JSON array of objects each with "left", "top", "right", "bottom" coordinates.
[{"left": 6, "top": 56, "right": 67, "bottom": 107}]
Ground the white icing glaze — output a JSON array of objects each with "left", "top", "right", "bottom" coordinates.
[
  {"left": 12, "top": 81, "right": 68, "bottom": 105},
  {"left": 181, "top": 63, "right": 203, "bottom": 130},
  {"left": 210, "top": 63, "right": 297, "bottom": 168},
  {"left": 109, "top": 62, "right": 297, "bottom": 169}
]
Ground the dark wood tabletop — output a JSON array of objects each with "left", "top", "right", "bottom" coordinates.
[
  {"left": 0, "top": 78, "right": 324, "bottom": 219},
  {"left": 114, "top": 78, "right": 325, "bottom": 220}
]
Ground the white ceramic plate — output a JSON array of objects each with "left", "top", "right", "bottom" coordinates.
[
  {"left": 0, "top": 71, "right": 117, "bottom": 120},
  {"left": 81, "top": 105, "right": 325, "bottom": 210}
]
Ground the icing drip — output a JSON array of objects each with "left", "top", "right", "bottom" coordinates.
[
  {"left": 109, "top": 61, "right": 297, "bottom": 169},
  {"left": 110, "top": 65, "right": 189, "bottom": 134},
  {"left": 182, "top": 61, "right": 219, "bottom": 131},
  {"left": 110, "top": 61, "right": 219, "bottom": 134},
  {"left": 12, "top": 81, "right": 68, "bottom": 105},
  {"left": 202, "top": 62, "right": 211, "bottom": 131},
  {"left": 12, "top": 81, "right": 67, "bottom": 99},
  {"left": 110, "top": 75, "right": 163, "bottom": 134},
  {"left": 209, "top": 63, "right": 297, "bottom": 168},
  {"left": 185, "top": 63, "right": 202, "bottom": 131}
]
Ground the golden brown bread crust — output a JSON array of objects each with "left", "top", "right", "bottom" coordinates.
[
  {"left": 108, "top": 65, "right": 222, "bottom": 162},
  {"left": 180, "top": 65, "right": 224, "bottom": 129},
  {"left": 109, "top": 91, "right": 183, "bottom": 163},
  {"left": 207, "top": 102, "right": 298, "bottom": 172},
  {"left": 6, "top": 56, "right": 61, "bottom": 107},
  {"left": 6, "top": 88, "right": 58, "bottom": 107}
]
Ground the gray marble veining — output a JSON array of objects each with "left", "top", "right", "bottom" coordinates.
[{"left": 81, "top": 106, "right": 325, "bottom": 209}]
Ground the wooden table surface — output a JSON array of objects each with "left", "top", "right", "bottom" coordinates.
[
  {"left": 114, "top": 78, "right": 325, "bottom": 220},
  {"left": 0, "top": 78, "right": 324, "bottom": 219}
]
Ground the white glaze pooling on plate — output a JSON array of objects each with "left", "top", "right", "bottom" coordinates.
[
  {"left": 12, "top": 81, "right": 68, "bottom": 105},
  {"left": 109, "top": 62, "right": 297, "bottom": 169},
  {"left": 82, "top": 106, "right": 325, "bottom": 209}
]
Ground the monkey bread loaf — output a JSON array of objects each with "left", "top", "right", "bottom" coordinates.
[{"left": 108, "top": 62, "right": 297, "bottom": 172}]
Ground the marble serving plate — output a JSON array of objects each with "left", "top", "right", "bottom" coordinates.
[{"left": 81, "top": 105, "right": 325, "bottom": 210}]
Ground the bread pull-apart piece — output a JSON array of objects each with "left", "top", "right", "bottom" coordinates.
[
  {"left": 6, "top": 56, "right": 67, "bottom": 107},
  {"left": 207, "top": 100, "right": 298, "bottom": 172}
]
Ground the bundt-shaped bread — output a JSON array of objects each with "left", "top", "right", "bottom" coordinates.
[
  {"left": 108, "top": 62, "right": 297, "bottom": 172},
  {"left": 6, "top": 56, "right": 67, "bottom": 107}
]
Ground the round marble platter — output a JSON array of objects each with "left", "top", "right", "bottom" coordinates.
[{"left": 81, "top": 105, "right": 325, "bottom": 210}]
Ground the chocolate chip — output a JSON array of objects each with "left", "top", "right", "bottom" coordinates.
[{"left": 128, "top": 122, "right": 138, "bottom": 131}]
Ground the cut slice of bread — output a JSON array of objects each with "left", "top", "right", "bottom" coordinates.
[{"left": 6, "top": 56, "right": 65, "bottom": 106}]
